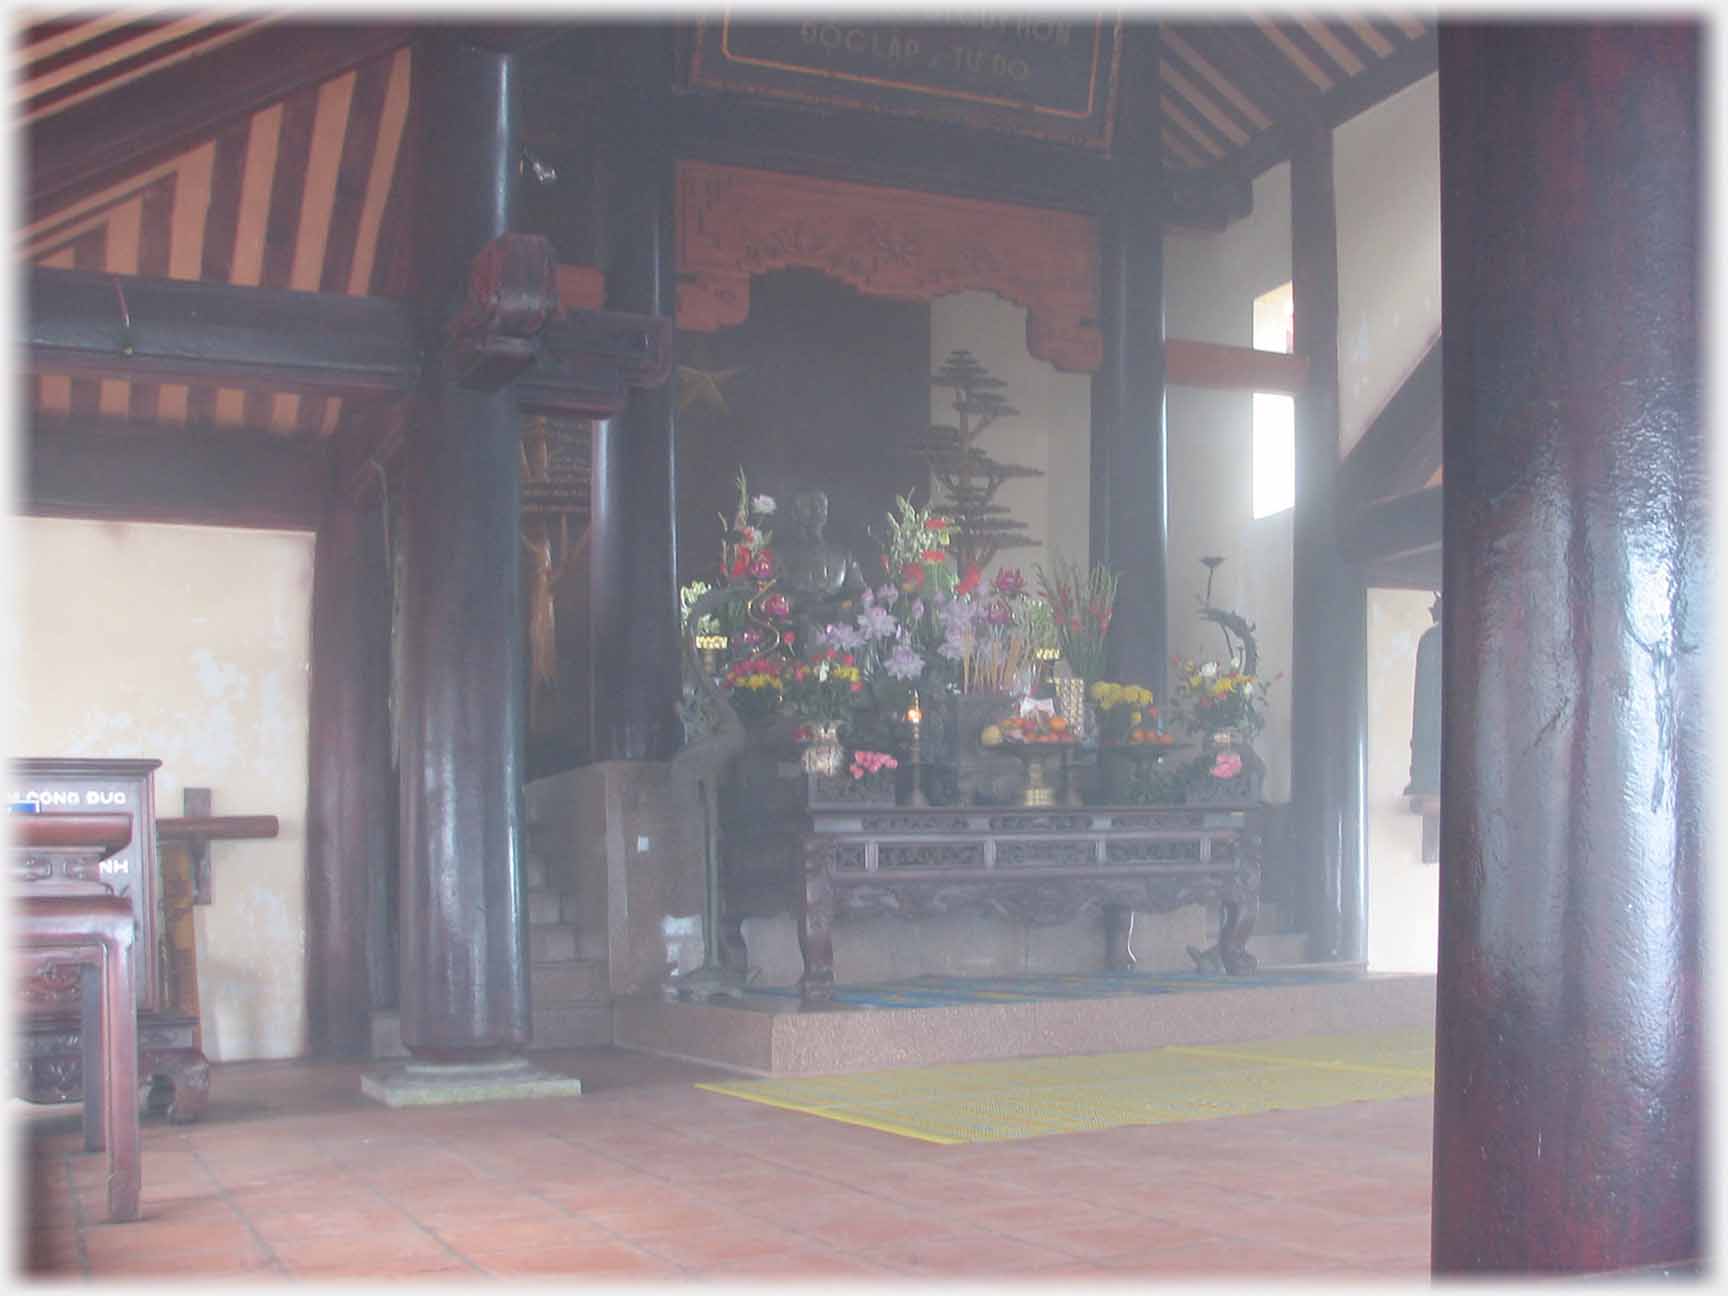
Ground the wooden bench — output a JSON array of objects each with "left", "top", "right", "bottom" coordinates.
[
  {"left": 727, "top": 802, "right": 1262, "bottom": 1003},
  {"left": 14, "top": 813, "right": 141, "bottom": 1222}
]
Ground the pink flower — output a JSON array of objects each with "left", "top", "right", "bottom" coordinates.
[
  {"left": 1211, "top": 751, "right": 1243, "bottom": 780},
  {"left": 762, "top": 593, "right": 790, "bottom": 619},
  {"left": 849, "top": 750, "right": 899, "bottom": 778}
]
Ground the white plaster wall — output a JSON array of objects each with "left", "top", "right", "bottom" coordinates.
[
  {"left": 1163, "top": 163, "right": 1294, "bottom": 802},
  {"left": 929, "top": 291, "right": 1091, "bottom": 579},
  {"left": 12, "top": 517, "right": 314, "bottom": 1061},
  {"left": 1336, "top": 72, "right": 1441, "bottom": 456},
  {"left": 1365, "top": 587, "right": 1440, "bottom": 973}
]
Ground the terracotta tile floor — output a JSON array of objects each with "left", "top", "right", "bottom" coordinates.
[{"left": 15, "top": 1046, "right": 1434, "bottom": 1281}]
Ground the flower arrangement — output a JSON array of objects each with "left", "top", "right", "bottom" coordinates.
[
  {"left": 722, "top": 469, "right": 776, "bottom": 583},
  {"left": 881, "top": 495, "right": 957, "bottom": 602},
  {"left": 1035, "top": 555, "right": 1119, "bottom": 683},
  {"left": 1169, "top": 657, "right": 1272, "bottom": 739},
  {"left": 721, "top": 654, "right": 786, "bottom": 728},
  {"left": 957, "top": 567, "right": 1041, "bottom": 695},
  {"left": 1089, "top": 681, "right": 1173, "bottom": 746},
  {"left": 848, "top": 750, "right": 899, "bottom": 781},
  {"left": 783, "top": 647, "right": 866, "bottom": 732}
]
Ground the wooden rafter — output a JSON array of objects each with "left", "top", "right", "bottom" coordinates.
[
  {"left": 26, "top": 23, "right": 413, "bottom": 223},
  {"left": 1338, "top": 484, "right": 1443, "bottom": 565}
]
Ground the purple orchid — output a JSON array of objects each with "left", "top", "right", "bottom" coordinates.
[
  {"left": 886, "top": 643, "right": 926, "bottom": 680},
  {"left": 858, "top": 605, "right": 898, "bottom": 640}
]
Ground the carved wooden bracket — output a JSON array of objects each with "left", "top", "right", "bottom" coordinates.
[
  {"left": 676, "top": 161, "right": 1102, "bottom": 373},
  {"left": 446, "top": 234, "right": 561, "bottom": 390},
  {"left": 442, "top": 238, "right": 674, "bottom": 415}
]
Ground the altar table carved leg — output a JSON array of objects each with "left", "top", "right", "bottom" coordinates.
[
  {"left": 100, "top": 937, "right": 140, "bottom": 1222},
  {"left": 718, "top": 910, "right": 749, "bottom": 973},
  {"left": 81, "top": 965, "right": 105, "bottom": 1153},
  {"left": 145, "top": 1049, "right": 211, "bottom": 1124},
  {"left": 1104, "top": 904, "right": 1137, "bottom": 973},
  {"left": 798, "top": 838, "right": 836, "bottom": 1004},
  {"left": 1219, "top": 883, "right": 1259, "bottom": 976}
]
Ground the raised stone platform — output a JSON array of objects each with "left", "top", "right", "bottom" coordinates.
[
  {"left": 361, "top": 1057, "right": 583, "bottom": 1107},
  {"left": 613, "top": 968, "right": 1437, "bottom": 1076}
]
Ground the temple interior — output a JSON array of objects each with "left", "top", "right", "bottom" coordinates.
[{"left": 10, "top": 12, "right": 1704, "bottom": 1283}]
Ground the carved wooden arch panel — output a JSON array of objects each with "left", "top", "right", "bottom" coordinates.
[{"left": 676, "top": 161, "right": 1102, "bottom": 373}]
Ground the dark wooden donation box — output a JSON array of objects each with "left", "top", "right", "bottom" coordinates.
[{"left": 11, "top": 758, "right": 209, "bottom": 1122}]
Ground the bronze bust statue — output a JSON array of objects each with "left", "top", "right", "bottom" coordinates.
[{"left": 774, "top": 489, "right": 865, "bottom": 635}]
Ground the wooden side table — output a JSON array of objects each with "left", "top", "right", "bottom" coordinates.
[{"left": 17, "top": 894, "right": 141, "bottom": 1223}]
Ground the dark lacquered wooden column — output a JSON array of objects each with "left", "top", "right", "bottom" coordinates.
[
  {"left": 394, "top": 32, "right": 529, "bottom": 1061},
  {"left": 591, "top": 78, "right": 681, "bottom": 762},
  {"left": 304, "top": 473, "right": 395, "bottom": 1058},
  {"left": 1089, "top": 23, "right": 1167, "bottom": 697},
  {"left": 1287, "top": 123, "right": 1367, "bottom": 962},
  {"left": 1432, "top": 24, "right": 1702, "bottom": 1273}
]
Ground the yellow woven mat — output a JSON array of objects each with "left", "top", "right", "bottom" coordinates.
[{"left": 697, "top": 1028, "right": 1435, "bottom": 1145}]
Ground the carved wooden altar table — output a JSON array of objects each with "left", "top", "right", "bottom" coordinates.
[
  {"left": 12, "top": 759, "right": 227, "bottom": 1124},
  {"left": 728, "top": 803, "right": 1261, "bottom": 1004},
  {"left": 14, "top": 812, "right": 141, "bottom": 1222}
]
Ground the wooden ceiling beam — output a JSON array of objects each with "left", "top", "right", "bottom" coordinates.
[
  {"left": 24, "top": 414, "right": 329, "bottom": 531},
  {"left": 1166, "top": 339, "right": 1307, "bottom": 393},
  {"left": 1365, "top": 545, "right": 1443, "bottom": 592},
  {"left": 25, "top": 266, "right": 420, "bottom": 397},
  {"left": 28, "top": 23, "right": 413, "bottom": 223}
]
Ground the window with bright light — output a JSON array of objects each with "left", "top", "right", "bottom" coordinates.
[{"left": 1252, "top": 282, "right": 1296, "bottom": 520}]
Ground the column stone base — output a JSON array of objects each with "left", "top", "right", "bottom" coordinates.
[{"left": 361, "top": 1056, "right": 582, "bottom": 1108}]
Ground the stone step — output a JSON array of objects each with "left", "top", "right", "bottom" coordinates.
[
  {"left": 523, "top": 853, "right": 550, "bottom": 891},
  {"left": 530, "top": 959, "right": 608, "bottom": 1005},
  {"left": 528, "top": 1003, "right": 612, "bottom": 1051},
  {"left": 528, "top": 923, "right": 578, "bottom": 965}
]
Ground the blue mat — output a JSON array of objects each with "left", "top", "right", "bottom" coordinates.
[{"left": 747, "top": 967, "right": 1359, "bottom": 1010}]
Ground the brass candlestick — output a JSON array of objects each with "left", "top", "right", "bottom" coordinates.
[{"left": 907, "top": 697, "right": 929, "bottom": 807}]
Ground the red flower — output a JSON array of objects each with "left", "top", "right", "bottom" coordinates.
[
  {"left": 901, "top": 562, "right": 927, "bottom": 592},
  {"left": 729, "top": 545, "right": 752, "bottom": 578},
  {"left": 955, "top": 563, "right": 983, "bottom": 596},
  {"left": 850, "top": 681, "right": 863, "bottom": 693},
  {"left": 921, "top": 548, "right": 947, "bottom": 563},
  {"left": 928, "top": 517, "right": 950, "bottom": 530}
]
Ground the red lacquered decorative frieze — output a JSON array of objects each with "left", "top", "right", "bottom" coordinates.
[{"left": 676, "top": 161, "right": 1101, "bottom": 373}]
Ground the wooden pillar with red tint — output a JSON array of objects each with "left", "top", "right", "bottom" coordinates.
[
  {"left": 1089, "top": 23, "right": 1167, "bottom": 697},
  {"left": 591, "top": 67, "right": 682, "bottom": 763},
  {"left": 304, "top": 473, "right": 394, "bottom": 1058},
  {"left": 392, "top": 31, "right": 531, "bottom": 1062},
  {"left": 1287, "top": 121, "right": 1367, "bottom": 962},
  {"left": 1432, "top": 23, "right": 1703, "bottom": 1273}
]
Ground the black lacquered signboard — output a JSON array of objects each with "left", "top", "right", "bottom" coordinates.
[{"left": 685, "top": 14, "right": 1122, "bottom": 152}]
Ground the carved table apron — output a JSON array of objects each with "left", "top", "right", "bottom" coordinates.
[{"left": 759, "top": 805, "right": 1263, "bottom": 1002}]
